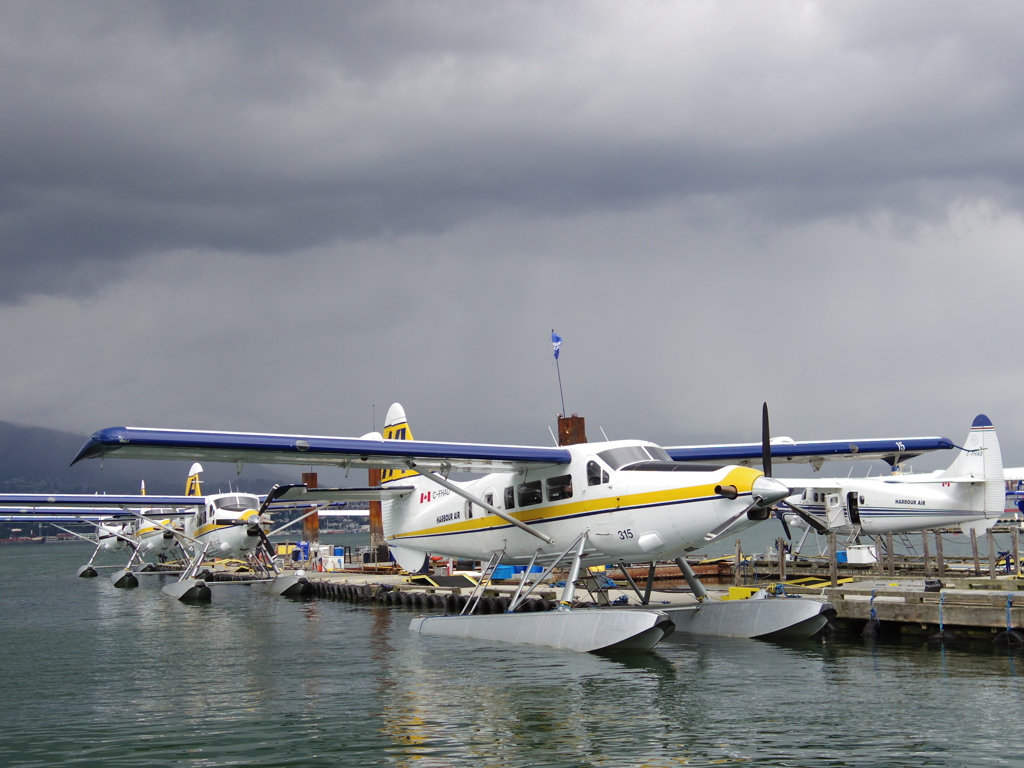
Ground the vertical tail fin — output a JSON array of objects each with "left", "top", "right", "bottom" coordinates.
[
  {"left": 378, "top": 404, "right": 421, "bottom": 560},
  {"left": 185, "top": 463, "right": 204, "bottom": 497},
  {"left": 380, "top": 404, "right": 417, "bottom": 485},
  {"left": 941, "top": 415, "right": 1004, "bottom": 515}
]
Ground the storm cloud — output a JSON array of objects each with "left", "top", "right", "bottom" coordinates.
[{"left": 2, "top": 1, "right": 1024, "bottom": 472}]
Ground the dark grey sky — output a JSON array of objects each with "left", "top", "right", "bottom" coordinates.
[{"left": 2, "top": 1, "right": 1023, "bottom": 473}]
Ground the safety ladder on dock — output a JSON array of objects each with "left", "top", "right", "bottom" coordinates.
[{"left": 895, "top": 533, "right": 919, "bottom": 557}]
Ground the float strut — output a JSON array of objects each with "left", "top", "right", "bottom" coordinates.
[
  {"left": 558, "top": 535, "right": 588, "bottom": 611},
  {"left": 675, "top": 557, "right": 708, "bottom": 603}
]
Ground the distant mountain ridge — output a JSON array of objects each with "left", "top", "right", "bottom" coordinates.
[{"left": 0, "top": 421, "right": 291, "bottom": 495}]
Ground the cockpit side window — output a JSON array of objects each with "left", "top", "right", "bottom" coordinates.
[{"left": 587, "top": 460, "right": 603, "bottom": 486}]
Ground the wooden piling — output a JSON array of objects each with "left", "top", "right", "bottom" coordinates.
[
  {"left": 368, "top": 468, "right": 388, "bottom": 563},
  {"left": 886, "top": 532, "right": 895, "bottom": 577},
  {"left": 828, "top": 532, "right": 838, "bottom": 587},
  {"left": 971, "top": 529, "right": 981, "bottom": 576},
  {"left": 935, "top": 531, "right": 945, "bottom": 577},
  {"left": 988, "top": 530, "right": 997, "bottom": 577},
  {"left": 1013, "top": 528, "right": 1020, "bottom": 576},
  {"left": 734, "top": 539, "right": 743, "bottom": 587},
  {"left": 777, "top": 537, "right": 786, "bottom": 581},
  {"left": 875, "top": 536, "right": 884, "bottom": 577},
  {"left": 301, "top": 472, "right": 319, "bottom": 550},
  {"left": 922, "top": 532, "right": 930, "bottom": 576}
]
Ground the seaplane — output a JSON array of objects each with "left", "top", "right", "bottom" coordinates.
[
  {"left": 134, "top": 481, "right": 188, "bottom": 562},
  {"left": 0, "top": 495, "right": 204, "bottom": 588},
  {"left": 0, "top": 469, "right": 330, "bottom": 600},
  {"left": 71, "top": 403, "right": 954, "bottom": 652},
  {"left": 770, "top": 415, "right": 1005, "bottom": 555}
]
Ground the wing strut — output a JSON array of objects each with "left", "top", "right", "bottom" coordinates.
[{"left": 409, "top": 463, "right": 555, "bottom": 545}]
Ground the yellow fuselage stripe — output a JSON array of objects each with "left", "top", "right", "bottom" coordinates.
[
  {"left": 391, "top": 466, "right": 762, "bottom": 541},
  {"left": 195, "top": 510, "right": 259, "bottom": 538}
]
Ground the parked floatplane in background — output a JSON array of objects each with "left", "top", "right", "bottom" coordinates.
[
  {"left": 0, "top": 466, "right": 348, "bottom": 600},
  {"left": 772, "top": 415, "right": 1005, "bottom": 556},
  {"left": 71, "top": 403, "right": 954, "bottom": 652}
]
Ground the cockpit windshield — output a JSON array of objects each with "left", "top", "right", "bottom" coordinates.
[
  {"left": 213, "top": 495, "right": 259, "bottom": 513},
  {"left": 645, "top": 445, "right": 672, "bottom": 462},
  {"left": 597, "top": 445, "right": 672, "bottom": 470}
]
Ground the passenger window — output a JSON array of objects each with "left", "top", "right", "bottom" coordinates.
[
  {"left": 465, "top": 501, "right": 473, "bottom": 519},
  {"left": 504, "top": 486, "right": 515, "bottom": 509},
  {"left": 547, "top": 474, "right": 574, "bottom": 501},
  {"left": 517, "top": 481, "right": 543, "bottom": 507},
  {"left": 484, "top": 493, "right": 494, "bottom": 513},
  {"left": 587, "top": 461, "right": 602, "bottom": 486}
]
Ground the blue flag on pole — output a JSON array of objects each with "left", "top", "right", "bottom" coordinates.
[{"left": 551, "top": 331, "right": 562, "bottom": 360}]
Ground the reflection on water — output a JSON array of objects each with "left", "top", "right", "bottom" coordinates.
[{"left": 1, "top": 544, "right": 1023, "bottom": 767}]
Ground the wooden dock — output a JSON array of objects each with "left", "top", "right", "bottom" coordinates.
[{"left": 780, "top": 578, "right": 1024, "bottom": 640}]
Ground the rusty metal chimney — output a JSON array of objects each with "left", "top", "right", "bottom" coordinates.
[{"left": 557, "top": 413, "right": 587, "bottom": 446}]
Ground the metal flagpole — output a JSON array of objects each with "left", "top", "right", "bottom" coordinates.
[{"left": 552, "top": 330, "right": 565, "bottom": 417}]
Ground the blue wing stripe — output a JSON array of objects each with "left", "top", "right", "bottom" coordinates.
[
  {"left": 72, "top": 427, "right": 571, "bottom": 468},
  {"left": 666, "top": 437, "right": 954, "bottom": 463},
  {"left": 0, "top": 494, "right": 204, "bottom": 507}
]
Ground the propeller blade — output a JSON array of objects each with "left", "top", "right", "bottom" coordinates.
[
  {"left": 775, "top": 508, "right": 792, "bottom": 540},
  {"left": 762, "top": 401, "right": 772, "bottom": 478},
  {"left": 257, "top": 527, "right": 276, "bottom": 559},
  {"left": 704, "top": 498, "right": 760, "bottom": 542},
  {"left": 782, "top": 499, "right": 829, "bottom": 535},
  {"left": 258, "top": 483, "right": 308, "bottom": 516}
]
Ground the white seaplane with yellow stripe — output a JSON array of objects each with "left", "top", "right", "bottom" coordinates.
[
  {"left": 72, "top": 403, "right": 952, "bottom": 652},
  {"left": 180, "top": 464, "right": 265, "bottom": 559}
]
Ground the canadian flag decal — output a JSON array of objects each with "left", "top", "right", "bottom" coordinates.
[{"left": 420, "top": 492, "right": 432, "bottom": 503}]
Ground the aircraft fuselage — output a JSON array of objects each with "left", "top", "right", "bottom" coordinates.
[{"left": 384, "top": 440, "right": 767, "bottom": 565}]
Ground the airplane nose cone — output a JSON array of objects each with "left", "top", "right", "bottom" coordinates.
[{"left": 751, "top": 475, "right": 790, "bottom": 506}]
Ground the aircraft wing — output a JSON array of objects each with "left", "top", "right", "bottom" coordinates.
[
  {"left": 664, "top": 436, "right": 954, "bottom": 468},
  {"left": 0, "top": 512, "right": 174, "bottom": 524},
  {"left": 0, "top": 494, "right": 205, "bottom": 509},
  {"left": 73, "top": 427, "right": 571, "bottom": 474},
  {"left": 0, "top": 512, "right": 138, "bottom": 522}
]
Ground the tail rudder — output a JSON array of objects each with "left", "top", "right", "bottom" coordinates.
[
  {"left": 378, "top": 403, "right": 423, "bottom": 553},
  {"left": 185, "top": 463, "right": 204, "bottom": 497},
  {"left": 381, "top": 404, "right": 417, "bottom": 485},
  {"left": 941, "top": 415, "right": 1004, "bottom": 515}
]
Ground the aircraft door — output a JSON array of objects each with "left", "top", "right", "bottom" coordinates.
[
  {"left": 847, "top": 492, "right": 862, "bottom": 525},
  {"left": 825, "top": 494, "right": 847, "bottom": 528}
]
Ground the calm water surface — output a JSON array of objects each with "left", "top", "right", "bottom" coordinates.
[{"left": 1, "top": 542, "right": 1022, "bottom": 768}]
